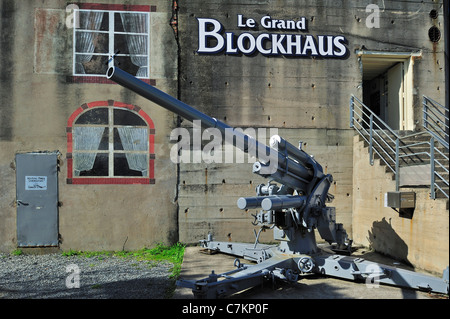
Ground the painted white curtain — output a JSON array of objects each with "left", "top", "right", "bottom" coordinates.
[
  {"left": 120, "top": 13, "right": 148, "bottom": 77},
  {"left": 75, "top": 11, "right": 104, "bottom": 74},
  {"left": 117, "top": 127, "right": 148, "bottom": 176},
  {"left": 73, "top": 127, "right": 105, "bottom": 176}
]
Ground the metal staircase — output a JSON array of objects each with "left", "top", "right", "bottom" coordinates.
[{"left": 350, "top": 95, "right": 449, "bottom": 200}]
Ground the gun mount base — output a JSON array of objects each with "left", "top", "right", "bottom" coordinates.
[{"left": 176, "top": 237, "right": 449, "bottom": 299}]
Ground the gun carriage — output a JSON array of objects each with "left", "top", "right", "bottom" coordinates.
[{"left": 107, "top": 66, "right": 449, "bottom": 298}]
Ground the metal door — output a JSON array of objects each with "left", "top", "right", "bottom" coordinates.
[{"left": 16, "top": 152, "right": 59, "bottom": 247}]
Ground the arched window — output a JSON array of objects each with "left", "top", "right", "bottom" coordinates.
[{"left": 67, "top": 100, "right": 155, "bottom": 184}]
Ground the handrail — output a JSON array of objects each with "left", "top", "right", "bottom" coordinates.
[
  {"left": 351, "top": 95, "right": 399, "bottom": 138},
  {"left": 350, "top": 95, "right": 449, "bottom": 199},
  {"left": 423, "top": 96, "right": 449, "bottom": 149}
]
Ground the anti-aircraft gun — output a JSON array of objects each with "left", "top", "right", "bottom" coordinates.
[{"left": 107, "top": 66, "right": 449, "bottom": 299}]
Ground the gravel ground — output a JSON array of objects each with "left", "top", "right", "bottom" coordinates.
[{"left": 0, "top": 252, "right": 175, "bottom": 299}]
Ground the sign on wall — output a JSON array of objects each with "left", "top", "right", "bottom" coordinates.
[
  {"left": 197, "top": 14, "right": 349, "bottom": 58},
  {"left": 25, "top": 176, "right": 48, "bottom": 190}
]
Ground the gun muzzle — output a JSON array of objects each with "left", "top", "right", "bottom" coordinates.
[{"left": 261, "top": 195, "right": 307, "bottom": 211}]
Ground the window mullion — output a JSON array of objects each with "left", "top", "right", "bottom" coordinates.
[
  {"left": 147, "top": 12, "right": 150, "bottom": 77},
  {"left": 108, "top": 107, "right": 114, "bottom": 177},
  {"left": 108, "top": 13, "right": 115, "bottom": 177},
  {"left": 108, "top": 11, "right": 115, "bottom": 69}
]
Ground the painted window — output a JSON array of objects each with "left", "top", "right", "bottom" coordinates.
[
  {"left": 73, "top": 4, "right": 150, "bottom": 79},
  {"left": 67, "top": 101, "right": 155, "bottom": 184}
]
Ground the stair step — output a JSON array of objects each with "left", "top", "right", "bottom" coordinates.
[
  {"left": 357, "top": 128, "right": 449, "bottom": 201},
  {"left": 363, "top": 138, "right": 448, "bottom": 153},
  {"left": 360, "top": 133, "right": 448, "bottom": 150},
  {"left": 374, "top": 154, "right": 449, "bottom": 167},
  {"left": 359, "top": 131, "right": 449, "bottom": 202}
]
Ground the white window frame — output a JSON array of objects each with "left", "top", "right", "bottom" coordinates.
[{"left": 72, "top": 9, "right": 150, "bottom": 78}]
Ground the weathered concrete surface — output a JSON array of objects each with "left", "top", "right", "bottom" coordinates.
[
  {"left": 173, "top": 246, "right": 444, "bottom": 299},
  {"left": 0, "top": 0, "right": 447, "bottom": 278},
  {"left": 352, "top": 136, "right": 449, "bottom": 274},
  {"left": 0, "top": 0, "right": 179, "bottom": 253},
  {"left": 178, "top": 128, "right": 355, "bottom": 244},
  {"left": 176, "top": 0, "right": 446, "bottom": 248}
]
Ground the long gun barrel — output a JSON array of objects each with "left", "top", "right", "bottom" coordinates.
[
  {"left": 107, "top": 70, "right": 450, "bottom": 299},
  {"left": 107, "top": 67, "right": 320, "bottom": 192}
]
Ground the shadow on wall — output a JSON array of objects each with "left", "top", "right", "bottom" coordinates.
[{"left": 367, "top": 217, "right": 413, "bottom": 268}]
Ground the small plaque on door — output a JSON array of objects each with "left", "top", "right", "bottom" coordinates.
[{"left": 25, "top": 176, "right": 47, "bottom": 190}]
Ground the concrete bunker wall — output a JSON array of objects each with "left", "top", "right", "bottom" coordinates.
[
  {"left": 0, "top": 0, "right": 179, "bottom": 252},
  {"left": 0, "top": 0, "right": 447, "bottom": 276}
]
